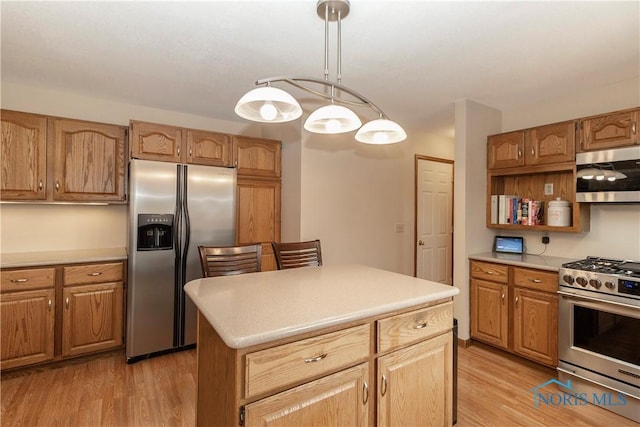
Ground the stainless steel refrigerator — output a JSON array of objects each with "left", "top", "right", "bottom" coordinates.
[{"left": 126, "top": 159, "right": 236, "bottom": 362}]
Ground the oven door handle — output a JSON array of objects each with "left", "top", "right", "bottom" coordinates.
[{"left": 558, "top": 290, "right": 640, "bottom": 311}]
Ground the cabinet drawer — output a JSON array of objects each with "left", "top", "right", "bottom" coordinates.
[
  {"left": 63, "top": 262, "right": 123, "bottom": 286},
  {"left": 513, "top": 267, "right": 558, "bottom": 293},
  {"left": 1, "top": 268, "right": 56, "bottom": 292},
  {"left": 470, "top": 261, "right": 508, "bottom": 284},
  {"left": 245, "top": 323, "right": 370, "bottom": 398},
  {"left": 377, "top": 302, "right": 453, "bottom": 353}
]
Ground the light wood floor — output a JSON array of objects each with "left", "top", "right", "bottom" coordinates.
[{"left": 1, "top": 343, "right": 636, "bottom": 426}]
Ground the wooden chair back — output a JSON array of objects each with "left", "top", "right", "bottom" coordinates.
[
  {"left": 271, "top": 240, "right": 322, "bottom": 270},
  {"left": 198, "top": 244, "right": 262, "bottom": 277}
]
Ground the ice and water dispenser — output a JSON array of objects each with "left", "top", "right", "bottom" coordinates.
[{"left": 137, "top": 214, "right": 173, "bottom": 251}]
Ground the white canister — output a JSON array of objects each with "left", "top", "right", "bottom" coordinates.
[{"left": 547, "top": 198, "right": 571, "bottom": 227}]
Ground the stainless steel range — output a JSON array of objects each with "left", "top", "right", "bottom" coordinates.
[{"left": 558, "top": 256, "right": 640, "bottom": 422}]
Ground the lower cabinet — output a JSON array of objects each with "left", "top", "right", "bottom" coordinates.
[
  {"left": 196, "top": 299, "right": 454, "bottom": 427},
  {"left": 245, "top": 363, "right": 369, "bottom": 426},
  {"left": 469, "top": 260, "right": 558, "bottom": 367},
  {"left": 0, "top": 260, "right": 125, "bottom": 371},
  {"left": 0, "top": 289, "right": 55, "bottom": 370},
  {"left": 378, "top": 332, "right": 453, "bottom": 427}
]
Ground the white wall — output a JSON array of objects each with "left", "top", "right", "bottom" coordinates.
[{"left": 453, "top": 99, "right": 502, "bottom": 340}]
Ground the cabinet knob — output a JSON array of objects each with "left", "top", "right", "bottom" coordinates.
[
  {"left": 303, "top": 353, "right": 327, "bottom": 363},
  {"left": 632, "top": 121, "right": 637, "bottom": 135},
  {"left": 530, "top": 278, "right": 542, "bottom": 283},
  {"left": 10, "top": 278, "right": 28, "bottom": 283},
  {"left": 501, "top": 293, "right": 505, "bottom": 303},
  {"left": 381, "top": 375, "right": 388, "bottom": 396},
  {"left": 48, "top": 299, "right": 52, "bottom": 311},
  {"left": 177, "top": 147, "right": 180, "bottom": 156},
  {"left": 88, "top": 272, "right": 102, "bottom": 277},
  {"left": 39, "top": 179, "right": 43, "bottom": 191},
  {"left": 517, "top": 149, "right": 522, "bottom": 158},
  {"left": 65, "top": 297, "right": 70, "bottom": 309},
  {"left": 531, "top": 147, "right": 535, "bottom": 156},
  {"left": 189, "top": 147, "right": 193, "bottom": 156},
  {"left": 363, "top": 381, "right": 369, "bottom": 405},
  {"left": 55, "top": 181, "right": 60, "bottom": 191},
  {"left": 413, "top": 321, "right": 428, "bottom": 330},
  {"left": 514, "top": 296, "right": 519, "bottom": 307},
  {"left": 418, "top": 240, "right": 424, "bottom": 246}
]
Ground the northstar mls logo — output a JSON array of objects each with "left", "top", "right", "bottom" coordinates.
[{"left": 531, "top": 379, "right": 627, "bottom": 408}]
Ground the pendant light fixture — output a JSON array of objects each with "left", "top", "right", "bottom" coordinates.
[{"left": 234, "top": 0, "right": 406, "bottom": 144}]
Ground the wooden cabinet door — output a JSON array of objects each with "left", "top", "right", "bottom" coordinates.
[
  {"left": 378, "top": 332, "right": 452, "bottom": 427},
  {"left": 487, "top": 131, "right": 524, "bottom": 169},
  {"left": 513, "top": 288, "right": 558, "bottom": 367},
  {"left": 580, "top": 109, "right": 639, "bottom": 152},
  {"left": 62, "top": 282, "right": 123, "bottom": 357},
  {"left": 470, "top": 279, "right": 508, "bottom": 349},
  {"left": 1, "top": 110, "right": 48, "bottom": 200},
  {"left": 130, "top": 120, "right": 184, "bottom": 162},
  {"left": 526, "top": 121, "right": 576, "bottom": 166},
  {"left": 186, "top": 129, "right": 232, "bottom": 166},
  {"left": 1, "top": 289, "right": 55, "bottom": 370},
  {"left": 233, "top": 136, "right": 281, "bottom": 178},
  {"left": 52, "top": 119, "right": 127, "bottom": 202},
  {"left": 236, "top": 178, "right": 281, "bottom": 246},
  {"left": 244, "top": 363, "right": 369, "bottom": 427}
]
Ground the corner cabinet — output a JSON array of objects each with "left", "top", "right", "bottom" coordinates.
[
  {"left": 196, "top": 299, "right": 453, "bottom": 427},
  {"left": 0, "top": 110, "right": 127, "bottom": 203},
  {"left": 470, "top": 260, "right": 558, "bottom": 367},
  {"left": 487, "top": 120, "right": 587, "bottom": 232}
]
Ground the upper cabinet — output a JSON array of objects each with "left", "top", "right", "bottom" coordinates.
[
  {"left": 233, "top": 135, "right": 282, "bottom": 178},
  {"left": 488, "top": 121, "right": 575, "bottom": 170},
  {"left": 129, "top": 120, "right": 233, "bottom": 166},
  {"left": 51, "top": 119, "right": 127, "bottom": 202},
  {"left": 579, "top": 108, "right": 640, "bottom": 152},
  {"left": 1, "top": 110, "right": 127, "bottom": 203},
  {"left": 1, "top": 110, "right": 48, "bottom": 200}
]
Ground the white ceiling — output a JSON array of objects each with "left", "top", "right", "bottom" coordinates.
[{"left": 2, "top": 1, "right": 639, "bottom": 137}]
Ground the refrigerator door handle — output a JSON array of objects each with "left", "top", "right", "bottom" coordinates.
[
  {"left": 182, "top": 165, "right": 191, "bottom": 276},
  {"left": 173, "top": 164, "right": 183, "bottom": 347},
  {"left": 178, "top": 165, "right": 191, "bottom": 346}
]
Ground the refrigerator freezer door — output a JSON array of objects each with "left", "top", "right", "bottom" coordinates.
[
  {"left": 127, "top": 159, "right": 179, "bottom": 360},
  {"left": 182, "top": 164, "right": 237, "bottom": 345}
]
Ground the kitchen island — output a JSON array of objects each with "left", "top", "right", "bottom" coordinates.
[{"left": 184, "top": 263, "right": 459, "bottom": 427}]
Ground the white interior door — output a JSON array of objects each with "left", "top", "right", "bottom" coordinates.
[{"left": 416, "top": 158, "right": 453, "bottom": 284}]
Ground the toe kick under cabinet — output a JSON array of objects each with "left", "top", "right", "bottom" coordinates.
[
  {"left": 196, "top": 300, "right": 454, "bottom": 427},
  {"left": 470, "top": 260, "right": 558, "bottom": 367},
  {"left": 1, "top": 260, "right": 125, "bottom": 370}
]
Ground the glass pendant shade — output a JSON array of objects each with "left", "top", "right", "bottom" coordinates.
[
  {"left": 234, "top": 86, "right": 303, "bottom": 123},
  {"left": 304, "top": 104, "right": 362, "bottom": 134},
  {"left": 355, "top": 119, "right": 407, "bottom": 144}
]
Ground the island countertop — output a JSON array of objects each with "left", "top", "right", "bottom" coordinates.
[{"left": 184, "top": 263, "right": 459, "bottom": 349}]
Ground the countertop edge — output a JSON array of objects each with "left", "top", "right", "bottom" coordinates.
[
  {"left": 215, "top": 288, "right": 460, "bottom": 349},
  {"left": 468, "top": 252, "right": 576, "bottom": 272},
  {"left": 1, "top": 247, "right": 128, "bottom": 268}
]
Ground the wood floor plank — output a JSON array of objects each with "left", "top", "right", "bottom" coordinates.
[{"left": 1, "top": 343, "right": 635, "bottom": 426}]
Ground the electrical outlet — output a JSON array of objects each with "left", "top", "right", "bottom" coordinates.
[
  {"left": 544, "top": 183, "right": 554, "bottom": 196},
  {"left": 395, "top": 223, "right": 405, "bottom": 233},
  {"left": 542, "top": 235, "right": 550, "bottom": 244}
]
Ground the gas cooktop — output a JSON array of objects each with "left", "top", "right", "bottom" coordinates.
[{"left": 562, "top": 256, "right": 640, "bottom": 278}]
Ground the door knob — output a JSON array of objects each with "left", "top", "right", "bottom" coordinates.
[{"left": 418, "top": 240, "right": 424, "bottom": 246}]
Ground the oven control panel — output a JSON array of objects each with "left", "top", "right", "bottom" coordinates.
[{"left": 619, "top": 278, "right": 640, "bottom": 297}]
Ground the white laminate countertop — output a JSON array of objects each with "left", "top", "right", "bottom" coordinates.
[
  {"left": 468, "top": 252, "right": 577, "bottom": 272},
  {"left": 1, "top": 247, "right": 127, "bottom": 268},
  {"left": 184, "top": 263, "right": 460, "bottom": 349}
]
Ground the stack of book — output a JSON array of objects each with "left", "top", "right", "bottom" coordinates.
[{"left": 491, "top": 195, "right": 544, "bottom": 225}]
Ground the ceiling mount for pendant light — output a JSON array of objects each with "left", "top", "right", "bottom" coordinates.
[{"left": 234, "top": 0, "right": 406, "bottom": 144}]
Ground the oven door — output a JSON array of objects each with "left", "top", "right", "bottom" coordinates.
[{"left": 558, "top": 290, "right": 640, "bottom": 393}]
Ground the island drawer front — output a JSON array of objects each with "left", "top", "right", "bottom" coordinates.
[
  {"left": 377, "top": 301, "right": 453, "bottom": 353},
  {"left": 63, "top": 262, "right": 123, "bottom": 286},
  {"left": 513, "top": 267, "right": 557, "bottom": 293},
  {"left": 1, "top": 268, "right": 56, "bottom": 292},
  {"left": 470, "top": 261, "right": 508, "bottom": 283},
  {"left": 244, "top": 323, "right": 370, "bottom": 398}
]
